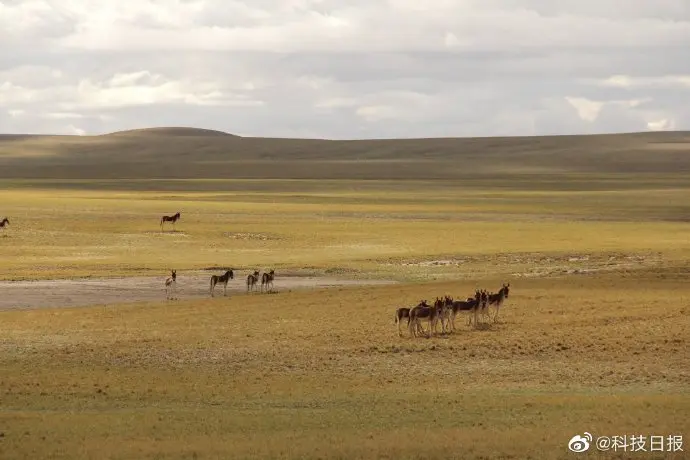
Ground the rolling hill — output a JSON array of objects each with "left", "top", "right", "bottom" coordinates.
[{"left": 0, "top": 127, "right": 689, "bottom": 181}]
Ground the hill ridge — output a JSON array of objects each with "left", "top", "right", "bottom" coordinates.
[
  {"left": 1, "top": 129, "right": 689, "bottom": 180},
  {"left": 101, "top": 127, "right": 239, "bottom": 138}
]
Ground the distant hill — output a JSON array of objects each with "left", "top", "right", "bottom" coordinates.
[
  {"left": 101, "top": 127, "right": 239, "bottom": 138},
  {"left": 0, "top": 127, "right": 689, "bottom": 180}
]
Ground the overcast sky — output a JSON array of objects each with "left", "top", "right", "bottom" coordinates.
[{"left": 1, "top": 1, "right": 689, "bottom": 139}]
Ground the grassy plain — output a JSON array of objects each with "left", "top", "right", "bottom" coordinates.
[
  {"left": 1, "top": 129, "right": 689, "bottom": 459},
  {"left": 1, "top": 178, "right": 690, "bottom": 281}
]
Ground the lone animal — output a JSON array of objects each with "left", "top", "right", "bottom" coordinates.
[
  {"left": 210, "top": 270, "right": 234, "bottom": 297},
  {"left": 0, "top": 217, "right": 9, "bottom": 232},
  {"left": 160, "top": 212, "right": 181, "bottom": 231},
  {"left": 261, "top": 269, "right": 275, "bottom": 293},
  {"left": 165, "top": 270, "right": 177, "bottom": 300},
  {"left": 246, "top": 270, "right": 260, "bottom": 293}
]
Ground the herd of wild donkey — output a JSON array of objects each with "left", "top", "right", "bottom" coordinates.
[
  {"left": 3, "top": 212, "right": 511, "bottom": 339},
  {"left": 0, "top": 212, "right": 276, "bottom": 300},
  {"left": 395, "top": 283, "right": 510, "bottom": 338},
  {"left": 158, "top": 212, "right": 276, "bottom": 299},
  {"left": 163, "top": 267, "right": 276, "bottom": 300}
]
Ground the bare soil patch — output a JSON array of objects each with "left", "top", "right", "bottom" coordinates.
[{"left": 0, "top": 273, "right": 396, "bottom": 311}]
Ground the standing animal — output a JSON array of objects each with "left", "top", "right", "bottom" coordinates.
[
  {"left": 210, "top": 269, "right": 234, "bottom": 297},
  {"left": 246, "top": 270, "right": 260, "bottom": 293},
  {"left": 441, "top": 296, "right": 455, "bottom": 332},
  {"left": 0, "top": 217, "right": 9, "bottom": 234},
  {"left": 409, "top": 300, "right": 441, "bottom": 338},
  {"left": 160, "top": 212, "right": 181, "bottom": 231},
  {"left": 475, "top": 290, "right": 492, "bottom": 326},
  {"left": 433, "top": 297, "right": 451, "bottom": 334},
  {"left": 394, "top": 307, "right": 411, "bottom": 337},
  {"left": 394, "top": 300, "right": 427, "bottom": 337},
  {"left": 261, "top": 269, "right": 275, "bottom": 293},
  {"left": 449, "top": 290, "right": 480, "bottom": 331},
  {"left": 488, "top": 283, "right": 510, "bottom": 322},
  {"left": 165, "top": 270, "right": 177, "bottom": 300}
]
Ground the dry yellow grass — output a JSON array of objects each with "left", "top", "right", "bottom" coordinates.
[
  {"left": 1, "top": 183, "right": 690, "bottom": 281},
  {"left": 1, "top": 275, "right": 688, "bottom": 459}
]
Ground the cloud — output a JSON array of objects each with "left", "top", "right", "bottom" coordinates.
[
  {"left": 565, "top": 97, "right": 604, "bottom": 122},
  {"left": 0, "top": 71, "right": 263, "bottom": 112},
  {"left": 596, "top": 74, "right": 690, "bottom": 89},
  {"left": 0, "top": 0, "right": 689, "bottom": 138}
]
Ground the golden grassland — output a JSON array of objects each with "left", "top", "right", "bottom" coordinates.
[
  {"left": 1, "top": 275, "right": 688, "bottom": 459},
  {"left": 0, "top": 156, "right": 689, "bottom": 458},
  {"left": 1, "top": 180, "right": 690, "bottom": 281}
]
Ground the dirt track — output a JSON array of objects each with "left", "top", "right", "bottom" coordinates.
[{"left": 0, "top": 273, "right": 397, "bottom": 311}]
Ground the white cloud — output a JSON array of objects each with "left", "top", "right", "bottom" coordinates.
[
  {"left": 67, "top": 124, "right": 86, "bottom": 135},
  {"left": 43, "top": 112, "right": 85, "bottom": 119},
  {"left": 565, "top": 97, "right": 604, "bottom": 122},
  {"left": 444, "top": 32, "right": 462, "bottom": 48},
  {"left": 1, "top": 0, "right": 683, "bottom": 53},
  {"left": 0, "top": 72, "right": 263, "bottom": 111},
  {"left": 8, "top": 109, "right": 26, "bottom": 118},
  {"left": 647, "top": 118, "right": 675, "bottom": 131},
  {"left": 0, "top": 1, "right": 689, "bottom": 137},
  {"left": 355, "top": 105, "right": 402, "bottom": 122},
  {"left": 597, "top": 74, "right": 690, "bottom": 88},
  {"left": 314, "top": 97, "right": 359, "bottom": 109}
]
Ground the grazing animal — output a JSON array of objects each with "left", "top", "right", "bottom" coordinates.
[
  {"left": 488, "top": 283, "right": 510, "bottom": 322},
  {"left": 160, "top": 212, "right": 181, "bottom": 231},
  {"left": 409, "top": 300, "right": 441, "bottom": 338},
  {"left": 165, "top": 270, "right": 177, "bottom": 300},
  {"left": 246, "top": 270, "right": 260, "bottom": 293},
  {"left": 210, "top": 269, "right": 234, "bottom": 297},
  {"left": 0, "top": 217, "right": 9, "bottom": 228},
  {"left": 261, "top": 269, "right": 275, "bottom": 293}
]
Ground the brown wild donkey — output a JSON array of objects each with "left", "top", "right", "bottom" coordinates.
[
  {"left": 160, "top": 212, "right": 180, "bottom": 232},
  {"left": 448, "top": 290, "right": 480, "bottom": 330},
  {"left": 488, "top": 283, "right": 510, "bottom": 322},
  {"left": 246, "top": 270, "right": 260, "bottom": 293},
  {"left": 261, "top": 269, "right": 275, "bottom": 293},
  {"left": 408, "top": 300, "right": 442, "bottom": 338},
  {"left": 394, "top": 300, "right": 428, "bottom": 337},
  {"left": 210, "top": 270, "right": 234, "bottom": 297}
]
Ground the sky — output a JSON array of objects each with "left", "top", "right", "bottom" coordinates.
[{"left": 1, "top": 0, "right": 690, "bottom": 139}]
